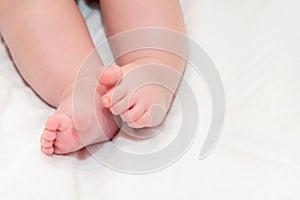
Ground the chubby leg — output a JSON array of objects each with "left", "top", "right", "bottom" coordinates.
[
  {"left": 0, "top": 0, "right": 118, "bottom": 154},
  {"left": 97, "top": 0, "right": 186, "bottom": 128}
]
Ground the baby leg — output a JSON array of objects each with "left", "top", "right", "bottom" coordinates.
[
  {"left": 0, "top": 0, "right": 118, "bottom": 154},
  {"left": 97, "top": 0, "right": 186, "bottom": 128}
]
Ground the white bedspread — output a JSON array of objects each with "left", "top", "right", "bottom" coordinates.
[{"left": 1, "top": 0, "right": 300, "bottom": 199}]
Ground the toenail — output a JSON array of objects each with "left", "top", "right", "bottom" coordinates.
[{"left": 102, "top": 97, "right": 110, "bottom": 106}]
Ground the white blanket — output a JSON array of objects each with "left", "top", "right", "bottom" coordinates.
[{"left": 1, "top": 0, "right": 300, "bottom": 199}]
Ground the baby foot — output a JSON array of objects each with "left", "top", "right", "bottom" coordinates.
[
  {"left": 97, "top": 60, "right": 182, "bottom": 128},
  {"left": 41, "top": 88, "right": 119, "bottom": 155},
  {"left": 41, "top": 114, "right": 80, "bottom": 155}
]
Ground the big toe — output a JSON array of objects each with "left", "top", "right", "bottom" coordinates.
[
  {"left": 45, "top": 114, "right": 72, "bottom": 132},
  {"left": 97, "top": 65, "right": 123, "bottom": 87}
]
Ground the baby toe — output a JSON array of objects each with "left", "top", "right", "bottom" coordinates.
[
  {"left": 45, "top": 116, "right": 59, "bottom": 130},
  {"left": 98, "top": 65, "right": 123, "bottom": 87},
  {"left": 96, "top": 84, "right": 110, "bottom": 96},
  {"left": 41, "top": 147, "right": 54, "bottom": 155},
  {"left": 42, "top": 129, "right": 56, "bottom": 141},
  {"left": 102, "top": 85, "right": 127, "bottom": 107},
  {"left": 127, "top": 112, "right": 151, "bottom": 128},
  {"left": 41, "top": 138, "right": 53, "bottom": 148},
  {"left": 110, "top": 95, "right": 135, "bottom": 116},
  {"left": 121, "top": 104, "right": 145, "bottom": 123},
  {"left": 148, "top": 104, "right": 167, "bottom": 127}
]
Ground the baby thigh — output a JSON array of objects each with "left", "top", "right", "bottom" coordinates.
[{"left": 0, "top": 0, "right": 96, "bottom": 107}]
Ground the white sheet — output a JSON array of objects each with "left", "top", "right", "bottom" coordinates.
[{"left": 1, "top": 0, "right": 300, "bottom": 199}]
